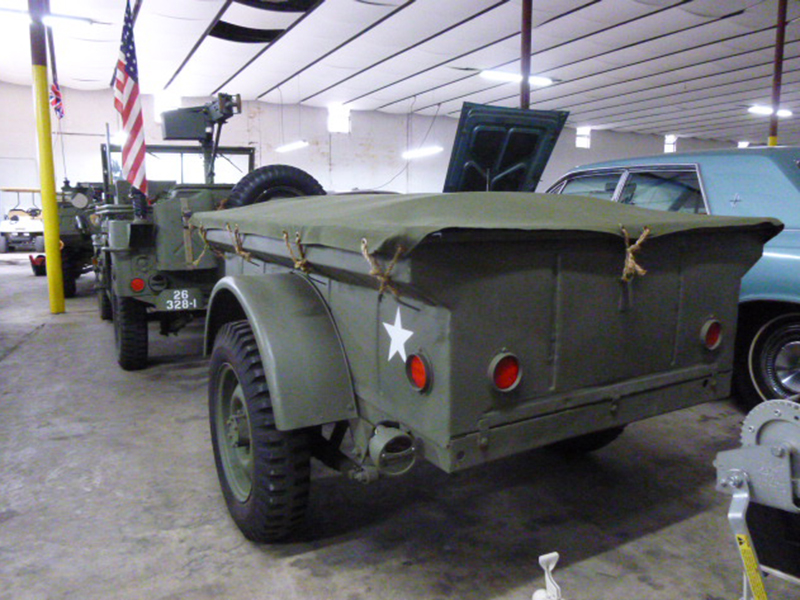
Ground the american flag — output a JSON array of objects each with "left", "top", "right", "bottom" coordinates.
[
  {"left": 113, "top": 0, "right": 148, "bottom": 196},
  {"left": 49, "top": 82, "right": 64, "bottom": 119}
]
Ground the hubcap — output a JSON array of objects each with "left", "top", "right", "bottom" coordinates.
[
  {"left": 216, "top": 363, "right": 253, "bottom": 502},
  {"left": 773, "top": 341, "right": 800, "bottom": 394}
]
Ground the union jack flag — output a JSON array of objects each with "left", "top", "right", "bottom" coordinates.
[
  {"left": 113, "top": 0, "right": 147, "bottom": 196},
  {"left": 49, "top": 82, "right": 64, "bottom": 119}
]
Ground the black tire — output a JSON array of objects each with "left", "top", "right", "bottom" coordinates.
[
  {"left": 227, "top": 164, "right": 325, "bottom": 208},
  {"left": 209, "top": 320, "right": 311, "bottom": 542},
  {"left": 114, "top": 295, "right": 149, "bottom": 370},
  {"left": 63, "top": 273, "right": 77, "bottom": 298},
  {"left": 738, "top": 313, "right": 800, "bottom": 407},
  {"left": 98, "top": 289, "right": 113, "bottom": 321},
  {"left": 0, "top": 235, "right": 8, "bottom": 253},
  {"left": 548, "top": 426, "right": 626, "bottom": 455},
  {"left": 34, "top": 236, "right": 45, "bottom": 252},
  {"left": 30, "top": 255, "right": 46, "bottom": 277}
]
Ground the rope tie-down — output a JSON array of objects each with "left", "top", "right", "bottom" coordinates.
[
  {"left": 189, "top": 224, "right": 226, "bottom": 267},
  {"left": 360, "top": 238, "right": 404, "bottom": 298},
  {"left": 226, "top": 223, "right": 255, "bottom": 264},
  {"left": 283, "top": 230, "right": 311, "bottom": 273},
  {"left": 620, "top": 225, "right": 651, "bottom": 282}
]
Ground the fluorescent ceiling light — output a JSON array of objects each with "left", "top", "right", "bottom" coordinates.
[
  {"left": 480, "top": 70, "right": 553, "bottom": 87},
  {"left": 748, "top": 105, "right": 792, "bottom": 118},
  {"left": 402, "top": 146, "right": 443, "bottom": 160},
  {"left": 0, "top": 8, "right": 104, "bottom": 26},
  {"left": 275, "top": 140, "right": 309, "bottom": 153}
]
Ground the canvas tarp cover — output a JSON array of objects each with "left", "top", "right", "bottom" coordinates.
[{"left": 190, "top": 191, "right": 782, "bottom": 256}]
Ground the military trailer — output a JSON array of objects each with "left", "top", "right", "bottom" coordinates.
[
  {"left": 191, "top": 188, "right": 780, "bottom": 542},
  {"left": 95, "top": 93, "right": 324, "bottom": 370}
]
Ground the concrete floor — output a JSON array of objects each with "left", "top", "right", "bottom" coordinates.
[{"left": 0, "top": 252, "right": 797, "bottom": 600}]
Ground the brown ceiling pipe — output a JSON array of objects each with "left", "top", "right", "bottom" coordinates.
[
  {"left": 768, "top": 0, "right": 788, "bottom": 146},
  {"left": 520, "top": 0, "right": 531, "bottom": 109}
]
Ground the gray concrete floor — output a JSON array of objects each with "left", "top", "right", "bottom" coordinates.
[{"left": 0, "top": 251, "right": 797, "bottom": 600}]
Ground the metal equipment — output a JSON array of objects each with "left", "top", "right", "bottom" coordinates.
[{"left": 715, "top": 399, "right": 800, "bottom": 600}]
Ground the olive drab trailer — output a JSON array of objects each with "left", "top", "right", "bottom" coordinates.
[
  {"left": 93, "top": 93, "right": 325, "bottom": 370},
  {"left": 191, "top": 190, "right": 781, "bottom": 543}
]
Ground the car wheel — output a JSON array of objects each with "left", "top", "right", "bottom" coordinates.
[
  {"left": 226, "top": 164, "right": 325, "bottom": 208},
  {"left": 98, "top": 289, "right": 113, "bottom": 321},
  {"left": 744, "top": 313, "right": 800, "bottom": 405},
  {"left": 114, "top": 295, "right": 148, "bottom": 370},
  {"left": 34, "top": 236, "right": 45, "bottom": 252},
  {"left": 209, "top": 320, "right": 311, "bottom": 542},
  {"left": 0, "top": 235, "right": 8, "bottom": 253},
  {"left": 63, "top": 269, "right": 77, "bottom": 298},
  {"left": 548, "top": 426, "right": 626, "bottom": 455}
]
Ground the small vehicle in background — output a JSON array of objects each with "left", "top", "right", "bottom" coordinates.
[
  {"left": 547, "top": 147, "right": 800, "bottom": 408},
  {"left": 0, "top": 188, "right": 44, "bottom": 253}
]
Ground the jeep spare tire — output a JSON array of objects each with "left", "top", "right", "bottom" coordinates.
[{"left": 226, "top": 164, "right": 325, "bottom": 208}]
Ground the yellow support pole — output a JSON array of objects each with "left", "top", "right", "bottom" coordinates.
[{"left": 29, "top": 0, "right": 64, "bottom": 313}]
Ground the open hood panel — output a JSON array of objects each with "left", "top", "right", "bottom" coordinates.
[{"left": 443, "top": 102, "right": 568, "bottom": 193}]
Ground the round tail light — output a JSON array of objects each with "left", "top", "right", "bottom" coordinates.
[
  {"left": 130, "top": 278, "right": 146, "bottom": 293},
  {"left": 701, "top": 318, "right": 722, "bottom": 350},
  {"left": 489, "top": 352, "right": 522, "bottom": 392},
  {"left": 406, "top": 354, "right": 431, "bottom": 393}
]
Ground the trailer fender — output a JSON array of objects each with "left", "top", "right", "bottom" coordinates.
[{"left": 205, "top": 273, "right": 357, "bottom": 431}]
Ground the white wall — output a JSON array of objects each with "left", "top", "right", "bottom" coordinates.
[{"left": 0, "top": 80, "right": 734, "bottom": 212}]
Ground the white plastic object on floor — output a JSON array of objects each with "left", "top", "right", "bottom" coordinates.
[{"left": 532, "top": 552, "right": 562, "bottom": 600}]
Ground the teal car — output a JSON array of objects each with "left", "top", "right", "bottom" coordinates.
[{"left": 547, "top": 147, "right": 800, "bottom": 407}]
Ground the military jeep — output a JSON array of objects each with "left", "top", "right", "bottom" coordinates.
[
  {"left": 95, "top": 93, "right": 324, "bottom": 370},
  {"left": 190, "top": 103, "right": 782, "bottom": 542}
]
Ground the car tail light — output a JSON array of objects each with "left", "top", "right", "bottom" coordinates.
[
  {"left": 406, "top": 354, "right": 431, "bottom": 393},
  {"left": 701, "top": 318, "right": 722, "bottom": 350},
  {"left": 130, "top": 278, "right": 146, "bottom": 293},
  {"left": 489, "top": 352, "right": 522, "bottom": 392}
]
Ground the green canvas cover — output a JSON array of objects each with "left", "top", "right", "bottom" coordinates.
[{"left": 189, "top": 191, "right": 782, "bottom": 256}]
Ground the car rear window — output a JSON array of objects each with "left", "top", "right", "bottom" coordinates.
[
  {"left": 621, "top": 170, "right": 706, "bottom": 214},
  {"left": 559, "top": 172, "right": 621, "bottom": 200}
]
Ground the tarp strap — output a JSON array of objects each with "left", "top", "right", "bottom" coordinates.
[
  {"left": 361, "top": 238, "right": 403, "bottom": 298},
  {"left": 190, "top": 225, "right": 225, "bottom": 267},
  {"left": 226, "top": 223, "right": 255, "bottom": 264},
  {"left": 283, "top": 230, "right": 311, "bottom": 273},
  {"left": 620, "top": 224, "right": 651, "bottom": 282}
]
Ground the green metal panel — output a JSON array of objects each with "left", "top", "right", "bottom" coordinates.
[
  {"left": 154, "top": 186, "right": 231, "bottom": 271},
  {"left": 206, "top": 274, "right": 358, "bottom": 430}
]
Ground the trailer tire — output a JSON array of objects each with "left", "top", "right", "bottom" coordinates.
[
  {"left": 209, "top": 320, "right": 311, "bottom": 542},
  {"left": 226, "top": 164, "right": 325, "bottom": 208},
  {"left": 114, "top": 295, "right": 148, "bottom": 370},
  {"left": 549, "top": 426, "right": 626, "bottom": 455}
]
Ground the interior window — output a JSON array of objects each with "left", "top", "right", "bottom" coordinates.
[
  {"left": 621, "top": 170, "right": 706, "bottom": 214},
  {"left": 558, "top": 173, "right": 622, "bottom": 200}
]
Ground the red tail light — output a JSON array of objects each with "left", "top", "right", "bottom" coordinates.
[
  {"left": 406, "top": 354, "right": 431, "bottom": 393},
  {"left": 489, "top": 352, "right": 522, "bottom": 392},
  {"left": 701, "top": 319, "right": 722, "bottom": 350},
  {"left": 130, "top": 278, "right": 146, "bottom": 293}
]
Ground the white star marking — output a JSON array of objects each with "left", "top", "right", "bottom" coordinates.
[{"left": 382, "top": 307, "right": 414, "bottom": 362}]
